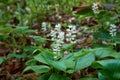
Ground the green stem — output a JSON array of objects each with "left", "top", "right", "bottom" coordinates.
[{"left": 17, "top": 3, "right": 23, "bottom": 26}]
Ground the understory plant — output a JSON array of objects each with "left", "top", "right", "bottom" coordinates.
[
  {"left": 24, "top": 47, "right": 120, "bottom": 80},
  {"left": 0, "top": 0, "right": 120, "bottom": 80},
  {"left": 23, "top": 0, "right": 120, "bottom": 80}
]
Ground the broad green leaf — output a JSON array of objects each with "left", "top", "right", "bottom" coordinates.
[
  {"left": 74, "top": 49, "right": 93, "bottom": 59},
  {"left": 0, "top": 27, "right": 12, "bottom": 33},
  {"left": 112, "top": 52, "right": 120, "bottom": 59},
  {"left": 25, "top": 59, "right": 37, "bottom": 66},
  {"left": 29, "top": 35, "right": 46, "bottom": 44},
  {"left": 66, "top": 70, "right": 74, "bottom": 74},
  {"left": 0, "top": 34, "right": 8, "bottom": 40},
  {"left": 0, "top": 57, "right": 4, "bottom": 64},
  {"left": 24, "top": 46, "right": 36, "bottom": 53},
  {"left": 23, "top": 65, "right": 51, "bottom": 73},
  {"left": 75, "top": 53, "right": 95, "bottom": 71},
  {"left": 93, "top": 48, "right": 116, "bottom": 59},
  {"left": 7, "top": 53, "right": 27, "bottom": 59},
  {"left": 37, "top": 74, "right": 51, "bottom": 80},
  {"left": 91, "top": 61, "right": 104, "bottom": 69},
  {"left": 24, "top": 29, "right": 37, "bottom": 34},
  {"left": 34, "top": 53, "right": 67, "bottom": 71},
  {"left": 35, "top": 47, "right": 53, "bottom": 57},
  {"left": 97, "top": 11, "right": 111, "bottom": 23},
  {"left": 46, "top": 59, "right": 67, "bottom": 71},
  {"left": 98, "top": 73, "right": 107, "bottom": 80},
  {"left": 63, "top": 58, "right": 75, "bottom": 69},
  {"left": 62, "top": 43, "right": 74, "bottom": 50},
  {"left": 93, "top": 31, "right": 111, "bottom": 41},
  {"left": 48, "top": 73, "right": 72, "bottom": 80},
  {"left": 94, "top": 59, "right": 120, "bottom": 79},
  {"left": 60, "top": 53, "right": 75, "bottom": 69},
  {"left": 113, "top": 38, "right": 120, "bottom": 44},
  {"left": 34, "top": 54, "right": 48, "bottom": 65}
]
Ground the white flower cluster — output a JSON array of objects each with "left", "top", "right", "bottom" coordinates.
[
  {"left": 109, "top": 24, "right": 117, "bottom": 37},
  {"left": 41, "top": 22, "right": 47, "bottom": 32},
  {"left": 49, "top": 24, "right": 77, "bottom": 59},
  {"left": 66, "top": 25, "right": 77, "bottom": 43},
  {"left": 92, "top": 3, "right": 99, "bottom": 14},
  {"left": 50, "top": 24, "right": 65, "bottom": 59}
]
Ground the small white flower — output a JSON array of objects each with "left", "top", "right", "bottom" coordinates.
[
  {"left": 55, "top": 24, "right": 61, "bottom": 31},
  {"left": 16, "top": 50, "right": 20, "bottom": 53},
  {"left": 109, "top": 24, "right": 117, "bottom": 37},
  {"left": 26, "top": 7, "right": 31, "bottom": 13},
  {"left": 41, "top": 22, "right": 47, "bottom": 32},
  {"left": 68, "top": 25, "right": 73, "bottom": 28},
  {"left": 54, "top": 56, "right": 58, "bottom": 59},
  {"left": 50, "top": 30, "right": 57, "bottom": 37},
  {"left": 58, "top": 31, "right": 65, "bottom": 40},
  {"left": 110, "top": 24, "right": 116, "bottom": 28},
  {"left": 66, "top": 25, "right": 77, "bottom": 43},
  {"left": 50, "top": 23, "right": 65, "bottom": 59},
  {"left": 92, "top": 3, "right": 99, "bottom": 14},
  {"left": 31, "top": 42, "right": 36, "bottom": 46}
]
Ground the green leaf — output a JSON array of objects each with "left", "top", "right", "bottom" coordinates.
[
  {"left": 93, "top": 48, "right": 116, "bottom": 59},
  {"left": 62, "top": 43, "right": 74, "bottom": 50},
  {"left": 94, "top": 59, "right": 120, "bottom": 79},
  {"left": 97, "top": 11, "right": 111, "bottom": 22},
  {"left": 35, "top": 47, "right": 53, "bottom": 57},
  {"left": 91, "top": 61, "right": 104, "bottom": 69},
  {"left": 7, "top": 53, "right": 27, "bottom": 59},
  {"left": 0, "top": 27, "right": 12, "bottom": 33},
  {"left": 60, "top": 53, "right": 75, "bottom": 69},
  {"left": 24, "top": 46, "right": 36, "bottom": 53},
  {"left": 37, "top": 74, "right": 51, "bottom": 80},
  {"left": 25, "top": 59, "right": 37, "bottom": 66},
  {"left": 74, "top": 49, "right": 93, "bottom": 59},
  {"left": 79, "top": 78, "right": 98, "bottom": 80},
  {"left": 29, "top": 35, "right": 46, "bottom": 44},
  {"left": 23, "top": 65, "right": 51, "bottom": 73},
  {"left": 48, "top": 73, "right": 72, "bottom": 80},
  {"left": 0, "top": 57, "right": 4, "bottom": 64},
  {"left": 112, "top": 52, "right": 120, "bottom": 59},
  {"left": 47, "top": 59, "right": 67, "bottom": 72},
  {"left": 0, "top": 34, "right": 8, "bottom": 40},
  {"left": 34, "top": 54, "right": 49, "bottom": 65},
  {"left": 63, "top": 58, "right": 75, "bottom": 69},
  {"left": 34, "top": 53, "right": 67, "bottom": 71},
  {"left": 93, "top": 31, "right": 111, "bottom": 41},
  {"left": 113, "top": 38, "right": 120, "bottom": 44},
  {"left": 98, "top": 73, "right": 107, "bottom": 80},
  {"left": 75, "top": 53, "right": 95, "bottom": 71}
]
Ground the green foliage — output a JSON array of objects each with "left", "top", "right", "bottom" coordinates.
[
  {"left": 94, "top": 31, "right": 112, "bottom": 41},
  {"left": 1, "top": 0, "right": 120, "bottom": 80},
  {"left": 7, "top": 53, "right": 27, "bottom": 59},
  {"left": 37, "top": 74, "right": 51, "bottom": 80},
  {"left": 24, "top": 47, "right": 120, "bottom": 79},
  {"left": 0, "top": 57, "right": 4, "bottom": 64},
  {"left": 92, "top": 48, "right": 117, "bottom": 59},
  {"left": 34, "top": 53, "right": 67, "bottom": 71},
  {"left": 23, "top": 65, "right": 51, "bottom": 73},
  {"left": 93, "top": 59, "right": 120, "bottom": 80},
  {"left": 25, "top": 59, "right": 37, "bottom": 66},
  {"left": 75, "top": 53, "right": 95, "bottom": 71},
  {"left": 48, "top": 73, "right": 71, "bottom": 80},
  {"left": 29, "top": 35, "right": 46, "bottom": 45}
]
